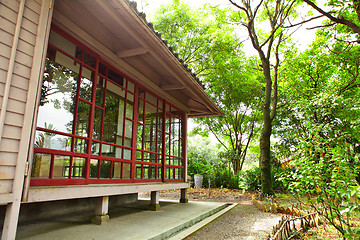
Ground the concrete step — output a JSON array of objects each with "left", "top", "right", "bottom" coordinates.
[{"left": 16, "top": 200, "right": 237, "bottom": 240}]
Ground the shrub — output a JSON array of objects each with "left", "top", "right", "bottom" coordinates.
[
  {"left": 211, "top": 165, "right": 239, "bottom": 189},
  {"left": 239, "top": 166, "right": 261, "bottom": 191}
]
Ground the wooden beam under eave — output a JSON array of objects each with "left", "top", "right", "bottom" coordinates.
[
  {"left": 161, "top": 84, "right": 185, "bottom": 91},
  {"left": 117, "top": 47, "right": 149, "bottom": 58}
]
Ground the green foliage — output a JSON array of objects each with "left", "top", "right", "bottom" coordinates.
[
  {"left": 211, "top": 161, "right": 240, "bottom": 189},
  {"left": 239, "top": 166, "right": 261, "bottom": 191},
  {"left": 275, "top": 35, "right": 360, "bottom": 156},
  {"left": 282, "top": 131, "right": 360, "bottom": 238}
]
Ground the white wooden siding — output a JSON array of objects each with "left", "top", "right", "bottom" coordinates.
[
  {"left": 0, "top": 0, "right": 41, "bottom": 197},
  {"left": 0, "top": 180, "right": 13, "bottom": 194}
]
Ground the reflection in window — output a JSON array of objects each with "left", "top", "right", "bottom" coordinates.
[
  {"left": 100, "top": 160, "right": 111, "bottom": 178},
  {"left": 35, "top": 129, "right": 72, "bottom": 151},
  {"left": 135, "top": 164, "right": 142, "bottom": 179},
  {"left": 123, "top": 163, "right": 131, "bottom": 179},
  {"left": 74, "top": 138, "right": 87, "bottom": 153},
  {"left": 37, "top": 49, "right": 79, "bottom": 137},
  {"left": 113, "top": 162, "right": 121, "bottom": 179},
  {"left": 93, "top": 107, "right": 103, "bottom": 140},
  {"left": 31, "top": 153, "right": 51, "bottom": 178},
  {"left": 53, "top": 155, "right": 70, "bottom": 178},
  {"left": 103, "top": 82, "right": 125, "bottom": 144},
  {"left": 72, "top": 157, "right": 86, "bottom": 178},
  {"left": 79, "top": 67, "right": 94, "bottom": 101},
  {"left": 76, "top": 101, "right": 90, "bottom": 137},
  {"left": 90, "top": 159, "right": 99, "bottom": 178}
]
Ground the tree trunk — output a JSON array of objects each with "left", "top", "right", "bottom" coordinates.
[
  {"left": 259, "top": 61, "right": 274, "bottom": 195},
  {"left": 259, "top": 117, "right": 273, "bottom": 194}
]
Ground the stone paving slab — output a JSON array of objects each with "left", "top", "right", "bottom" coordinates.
[{"left": 16, "top": 200, "right": 229, "bottom": 240}]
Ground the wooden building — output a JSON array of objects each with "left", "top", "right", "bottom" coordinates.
[{"left": 0, "top": 0, "right": 222, "bottom": 239}]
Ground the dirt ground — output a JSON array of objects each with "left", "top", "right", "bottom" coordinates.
[{"left": 140, "top": 188, "right": 283, "bottom": 240}]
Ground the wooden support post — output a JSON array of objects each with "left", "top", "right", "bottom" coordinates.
[
  {"left": 149, "top": 191, "right": 160, "bottom": 211},
  {"left": 180, "top": 188, "right": 188, "bottom": 203},
  {"left": 92, "top": 196, "right": 110, "bottom": 225}
]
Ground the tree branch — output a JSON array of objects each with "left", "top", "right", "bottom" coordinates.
[{"left": 303, "top": 0, "right": 360, "bottom": 36}]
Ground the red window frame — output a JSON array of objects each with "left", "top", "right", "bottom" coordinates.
[{"left": 31, "top": 25, "right": 185, "bottom": 186}]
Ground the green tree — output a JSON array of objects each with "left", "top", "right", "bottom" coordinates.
[
  {"left": 277, "top": 31, "right": 360, "bottom": 238},
  {"left": 228, "top": 0, "right": 299, "bottom": 194},
  {"left": 275, "top": 34, "right": 360, "bottom": 156},
  {"left": 152, "top": 1, "right": 262, "bottom": 174}
]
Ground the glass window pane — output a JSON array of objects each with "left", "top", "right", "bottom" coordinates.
[
  {"left": 103, "top": 82, "right": 125, "bottom": 144},
  {"left": 158, "top": 100, "right": 163, "bottom": 109},
  {"left": 150, "top": 153, "right": 156, "bottom": 163},
  {"left": 95, "top": 77, "right": 105, "bottom": 107},
  {"left": 31, "top": 153, "right": 51, "bottom": 178},
  {"left": 38, "top": 52, "right": 79, "bottom": 135},
  {"left": 35, "top": 130, "right": 72, "bottom": 151},
  {"left": 124, "top": 149, "right": 132, "bottom": 160},
  {"left": 79, "top": 67, "right": 94, "bottom": 102},
  {"left": 145, "top": 93, "right": 157, "bottom": 106},
  {"left": 137, "top": 98, "right": 144, "bottom": 124},
  {"left": 74, "top": 138, "right": 88, "bottom": 153},
  {"left": 100, "top": 160, "right": 111, "bottom": 178},
  {"left": 136, "top": 150, "right": 142, "bottom": 161},
  {"left": 76, "top": 101, "right": 90, "bottom": 137},
  {"left": 127, "top": 81, "right": 135, "bottom": 93},
  {"left": 91, "top": 142, "right": 100, "bottom": 155},
  {"left": 170, "top": 168, "right": 174, "bottom": 179},
  {"left": 53, "top": 155, "right": 70, "bottom": 178},
  {"left": 108, "top": 69, "right": 125, "bottom": 87},
  {"left": 165, "top": 167, "right": 170, "bottom": 179},
  {"left": 175, "top": 168, "right": 179, "bottom": 179},
  {"left": 157, "top": 109, "right": 163, "bottom": 131},
  {"left": 124, "top": 120, "right": 133, "bottom": 147},
  {"left": 150, "top": 166, "right": 156, "bottom": 179},
  {"left": 83, "top": 51, "right": 96, "bottom": 68},
  {"left": 126, "top": 100, "right": 134, "bottom": 119},
  {"left": 127, "top": 92, "right": 134, "bottom": 102},
  {"left": 143, "top": 165, "right": 149, "bottom": 179},
  {"left": 90, "top": 159, "right": 99, "bottom": 178},
  {"left": 165, "top": 134, "right": 170, "bottom": 155},
  {"left": 138, "top": 88, "right": 145, "bottom": 98},
  {"left": 135, "top": 164, "right": 142, "bottom": 179},
  {"left": 157, "top": 166, "right": 162, "bottom": 179},
  {"left": 173, "top": 158, "right": 179, "bottom": 166},
  {"left": 179, "top": 169, "right": 183, "bottom": 179},
  {"left": 93, "top": 107, "right": 102, "bottom": 140},
  {"left": 157, "top": 132, "right": 163, "bottom": 155},
  {"left": 72, "top": 157, "right": 86, "bottom": 178},
  {"left": 49, "top": 30, "right": 82, "bottom": 60},
  {"left": 165, "top": 113, "right": 171, "bottom": 133},
  {"left": 113, "top": 162, "right": 121, "bottom": 179},
  {"left": 136, "top": 124, "right": 143, "bottom": 149},
  {"left": 99, "top": 62, "right": 106, "bottom": 76},
  {"left": 143, "top": 152, "right": 149, "bottom": 162},
  {"left": 123, "top": 163, "right": 131, "bottom": 179},
  {"left": 157, "top": 154, "right": 163, "bottom": 164},
  {"left": 101, "top": 144, "right": 122, "bottom": 159}
]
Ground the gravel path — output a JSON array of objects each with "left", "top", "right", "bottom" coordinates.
[
  {"left": 186, "top": 199, "right": 282, "bottom": 240},
  {"left": 140, "top": 189, "right": 283, "bottom": 240}
]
